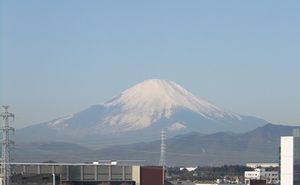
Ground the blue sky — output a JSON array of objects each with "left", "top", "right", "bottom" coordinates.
[{"left": 1, "top": 0, "right": 299, "bottom": 128}]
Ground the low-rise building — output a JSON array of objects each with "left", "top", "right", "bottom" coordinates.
[
  {"left": 9, "top": 162, "right": 163, "bottom": 185},
  {"left": 244, "top": 168, "right": 278, "bottom": 185},
  {"left": 246, "top": 163, "right": 278, "bottom": 169}
]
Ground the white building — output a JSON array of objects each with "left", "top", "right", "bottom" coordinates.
[
  {"left": 244, "top": 168, "right": 278, "bottom": 185},
  {"left": 246, "top": 163, "right": 278, "bottom": 169},
  {"left": 280, "top": 128, "right": 300, "bottom": 185},
  {"left": 180, "top": 167, "right": 197, "bottom": 172},
  {"left": 280, "top": 136, "right": 294, "bottom": 185}
]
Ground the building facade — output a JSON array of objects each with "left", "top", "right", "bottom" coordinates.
[
  {"left": 294, "top": 129, "right": 300, "bottom": 185},
  {"left": 9, "top": 163, "right": 163, "bottom": 185},
  {"left": 280, "top": 128, "right": 300, "bottom": 185},
  {"left": 244, "top": 168, "right": 278, "bottom": 185},
  {"left": 280, "top": 136, "right": 294, "bottom": 185}
]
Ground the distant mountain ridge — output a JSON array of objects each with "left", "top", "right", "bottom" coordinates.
[
  {"left": 93, "top": 123, "right": 293, "bottom": 165},
  {"left": 16, "top": 79, "right": 268, "bottom": 145},
  {"left": 12, "top": 124, "right": 300, "bottom": 165}
]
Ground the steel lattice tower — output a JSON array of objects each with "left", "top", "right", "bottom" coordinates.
[
  {"left": 159, "top": 129, "right": 166, "bottom": 167},
  {"left": 0, "top": 106, "right": 15, "bottom": 185}
]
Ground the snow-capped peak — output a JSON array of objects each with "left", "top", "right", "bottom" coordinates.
[{"left": 103, "top": 79, "right": 241, "bottom": 129}]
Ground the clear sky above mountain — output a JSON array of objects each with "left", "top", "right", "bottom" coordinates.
[{"left": 0, "top": 0, "right": 299, "bottom": 128}]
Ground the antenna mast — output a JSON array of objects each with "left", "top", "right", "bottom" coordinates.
[
  {"left": 159, "top": 129, "right": 166, "bottom": 166},
  {"left": 0, "top": 106, "right": 15, "bottom": 185}
]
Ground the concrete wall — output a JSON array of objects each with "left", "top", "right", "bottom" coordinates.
[{"left": 132, "top": 166, "right": 140, "bottom": 185}]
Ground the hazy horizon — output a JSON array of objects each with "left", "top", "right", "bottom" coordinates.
[{"left": 1, "top": 1, "right": 299, "bottom": 128}]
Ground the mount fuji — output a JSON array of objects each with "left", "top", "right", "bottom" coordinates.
[{"left": 16, "top": 79, "right": 268, "bottom": 146}]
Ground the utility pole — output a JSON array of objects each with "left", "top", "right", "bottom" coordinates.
[
  {"left": 0, "top": 106, "right": 15, "bottom": 185},
  {"left": 159, "top": 129, "right": 166, "bottom": 185},
  {"left": 159, "top": 129, "right": 166, "bottom": 166}
]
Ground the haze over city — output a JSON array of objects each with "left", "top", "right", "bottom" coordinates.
[{"left": 1, "top": 0, "right": 299, "bottom": 129}]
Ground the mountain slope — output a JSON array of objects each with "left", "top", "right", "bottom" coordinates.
[
  {"left": 91, "top": 124, "right": 299, "bottom": 165},
  {"left": 16, "top": 79, "right": 268, "bottom": 145},
  {"left": 13, "top": 124, "right": 300, "bottom": 165},
  {"left": 102, "top": 79, "right": 241, "bottom": 130}
]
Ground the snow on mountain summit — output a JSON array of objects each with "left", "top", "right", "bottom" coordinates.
[
  {"left": 46, "top": 79, "right": 244, "bottom": 132},
  {"left": 102, "top": 79, "right": 241, "bottom": 130}
]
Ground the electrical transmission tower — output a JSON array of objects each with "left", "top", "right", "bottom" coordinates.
[
  {"left": 0, "top": 106, "right": 15, "bottom": 185},
  {"left": 159, "top": 129, "right": 166, "bottom": 167}
]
